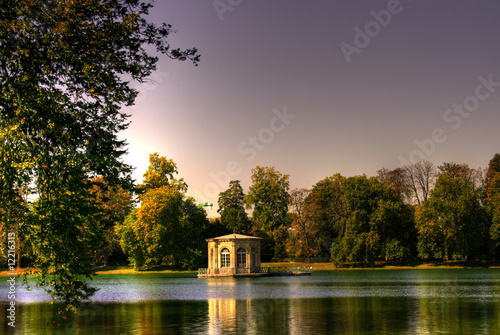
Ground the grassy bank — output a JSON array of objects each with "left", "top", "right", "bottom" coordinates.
[
  {"left": 0, "top": 265, "right": 197, "bottom": 277},
  {"left": 262, "top": 260, "right": 500, "bottom": 271},
  {"left": 93, "top": 265, "right": 197, "bottom": 275},
  {"left": 2, "top": 260, "right": 499, "bottom": 277}
]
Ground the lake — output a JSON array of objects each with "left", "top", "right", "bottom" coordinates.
[{"left": 1, "top": 269, "right": 500, "bottom": 334}]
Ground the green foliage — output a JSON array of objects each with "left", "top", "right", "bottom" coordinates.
[
  {"left": 90, "top": 177, "right": 134, "bottom": 265},
  {"left": 203, "top": 217, "right": 232, "bottom": 240},
  {"left": 118, "top": 186, "right": 209, "bottom": 270},
  {"left": 415, "top": 206, "right": 444, "bottom": 259},
  {"left": 304, "top": 174, "right": 347, "bottom": 255},
  {"left": 331, "top": 232, "right": 380, "bottom": 266},
  {"left": 250, "top": 223, "right": 276, "bottom": 263},
  {"left": 384, "top": 239, "right": 409, "bottom": 262},
  {"left": 246, "top": 166, "right": 290, "bottom": 233},
  {"left": 218, "top": 180, "right": 251, "bottom": 234},
  {"left": 416, "top": 170, "right": 488, "bottom": 261},
  {"left": 24, "top": 178, "right": 107, "bottom": 310},
  {"left": 221, "top": 207, "right": 251, "bottom": 233},
  {"left": 116, "top": 208, "right": 145, "bottom": 269},
  {"left": 377, "top": 167, "right": 414, "bottom": 203},
  {"left": 140, "top": 153, "right": 187, "bottom": 192},
  {"left": 116, "top": 155, "right": 209, "bottom": 270},
  {"left": 140, "top": 186, "right": 185, "bottom": 267},
  {"left": 177, "top": 197, "right": 211, "bottom": 269},
  {"left": 486, "top": 168, "right": 500, "bottom": 256},
  {"left": 287, "top": 188, "right": 319, "bottom": 259},
  {"left": 486, "top": 154, "right": 500, "bottom": 188},
  {"left": 0, "top": 0, "right": 199, "bottom": 309},
  {"left": 330, "top": 175, "right": 413, "bottom": 266},
  {"left": 245, "top": 166, "right": 290, "bottom": 259}
]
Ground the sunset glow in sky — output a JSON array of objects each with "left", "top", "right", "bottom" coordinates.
[{"left": 118, "top": 1, "right": 500, "bottom": 216}]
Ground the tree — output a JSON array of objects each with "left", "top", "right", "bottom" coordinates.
[
  {"left": 400, "top": 160, "right": 437, "bottom": 205},
  {"left": 116, "top": 154, "right": 209, "bottom": 270},
  {"left": 0, "top": 157, "right": 29, "bottom": 268},
  {"left": 287, "top": 188, "right": 317, "bottom": 260},
  {"left": 245, "top": 166, "right": 290, "bottom": 260},
  {"left": 203, "top": 217, "right": 232, "bottom": 241},
  {"left": 486, "top": 153, "right": 500, "bottom": 186},
  {"left": 90, "top": 177, "right": 134, "bottom": 265},
  {"left": 177, "top": 196, "right": 211, "bottom": 269},
  {"left": 303, "top": 174, "right": 348, "bottom": 256},
  {"left": 0, "top": 0, "right": 199, "bottom": 309},
  {"left": 115, "top": 208, "right": 145, "bottom": 269},
  {"left": 330, "top": 176, "right": 412, "bottom": 266},
  {"left": 488, "top": 174, "right": 500, "bottom": 257},
  {"left": 437, "top": 162, "right": 485, "bottom": 184},
  {"left": 139, "top": 153, "right": 187, "bottom": 193},
  {"left": 486, "top": 154, "right": 500, "bottom": 257},
  {"left": 416, "top": 169, "right": 488, "bottom": 261},
  {"left": 217, "top": 180, "right": 251, "bottom": 234},
  {"left": 377, "top": 167, "right": 412, "bottom": 203}
]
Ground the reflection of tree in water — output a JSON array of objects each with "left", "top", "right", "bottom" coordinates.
[{"left": 7, "top": 272, "right": 500, "bottom": 334}]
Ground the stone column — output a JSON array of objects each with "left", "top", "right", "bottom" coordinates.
[
  {"left": 230, "top": 242, "right": 236, "bottom": 270},
  {"left": 208, "top": 245, "right": 211, "bottom": 269},
  {"left": 256, "top": 242, "right": 261, "bottom": 268}
]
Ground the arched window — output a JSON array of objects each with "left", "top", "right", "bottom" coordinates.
[
  {"left": 237, "top": 248, "right": 246, "bottom": 268},
  {"left": 220, "top": 248, "right": 230, "bottom": 268}
]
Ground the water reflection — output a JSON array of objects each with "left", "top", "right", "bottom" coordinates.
[
  {"left": 0, "top": 301, "right": 211, "bottom": 335},
  {"left": 414, "top": 270, "right": 500, "bottom": 334},
  {"left": 205, "top": 296, "right": 422, "bottom": 334},
  {"left": 1, "top": 269, "right": 499, "bottom": 334}
]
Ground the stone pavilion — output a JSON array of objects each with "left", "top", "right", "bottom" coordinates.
[{"left": 198, "top": 233, "right": 262, "bottom": 277}]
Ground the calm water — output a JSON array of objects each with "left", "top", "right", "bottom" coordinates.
[{"left": 1, "top": 269, "right": 500, "bottom": 334}]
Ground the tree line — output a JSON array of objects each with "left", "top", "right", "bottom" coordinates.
[
  {"left": 5, "top": 153, "right": 500, "bottom": 279},
  {"left": 216, "top": 155, "right": 500, "bottom": 265},
  {"left": 106, "top": 153, "right": 500, "bottom": 271}
]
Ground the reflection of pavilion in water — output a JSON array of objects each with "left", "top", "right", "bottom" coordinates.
[
  {"left": 205, "top": 278, "right": 254, "bottom": 333},
  {"left": 208, "top": 299, "right": 249, "bottom": 334},
  {"left": 203, "top": 277, "right": 310, "bottom": 334},
  {"left": 206, "top": 295, "right": 320, "bottom": 334}
]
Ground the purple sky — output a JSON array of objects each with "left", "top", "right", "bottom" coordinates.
[{"left": 118, "top": 1, "right": 500, "bottom": 216}]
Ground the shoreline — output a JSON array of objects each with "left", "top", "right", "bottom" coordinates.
[
  {"left": 263, "top": 261, "right": 500, "bottom": 272},
  {"left": 2, "top": 260, "right": 499, "bottom": 277},
  {"left": 0, "top": 266, "right": 198, "bottom": 277}
]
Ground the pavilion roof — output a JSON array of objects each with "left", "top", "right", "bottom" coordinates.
[{"left": 206, "top": 233, "right": 262, "bottom": 241}]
